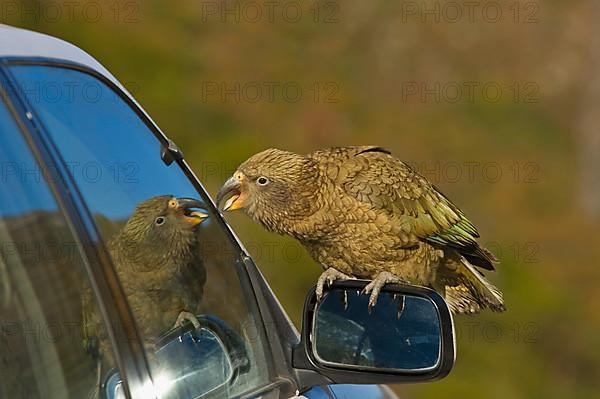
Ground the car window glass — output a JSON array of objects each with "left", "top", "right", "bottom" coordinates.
[
  {"left": 0, "top": 92, "right": 117, "bottom": 398},
  {"left": 9, "top": 65, "right": 271, "bottom": 398}
]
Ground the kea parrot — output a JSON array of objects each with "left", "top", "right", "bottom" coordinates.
[
  {"left": 82, "top": 195, "right": 209, "bottom": 378},
  {"left": 216, "top": 146, "right": 505, "bottom": 314}
]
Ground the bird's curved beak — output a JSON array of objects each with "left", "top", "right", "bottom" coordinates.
[
  {"left": 176, "top": 197, "right": 209, "bottom": 226},
  {"left": 216, "top": 176, "right": 244, "bottom": 212}
]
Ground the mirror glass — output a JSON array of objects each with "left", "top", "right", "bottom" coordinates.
[
  {"left": 105, "top": 326, "right": 233, "bottom": 399},
  {"left": 313, "top": 288, "right": 442, "bottom": 371}
]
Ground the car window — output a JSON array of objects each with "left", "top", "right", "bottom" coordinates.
[
  {"left": 9, "top": 65, "right": 271, "bottom": 398},
  {"left": 0, "top": 91, "right": 118, "bottom": 397}
]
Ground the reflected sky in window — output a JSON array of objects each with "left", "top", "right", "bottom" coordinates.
[
  {"left": 0, "top": 96, "right": 57, "bottom": 216},
  {"left": 9, "top": 65, "right": 200, "bottom": 220}
]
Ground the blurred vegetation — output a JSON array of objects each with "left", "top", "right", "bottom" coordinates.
[{"left": 3, "top": 0, "right": 599, "bottom": 397}]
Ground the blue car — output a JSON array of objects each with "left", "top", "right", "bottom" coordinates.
[{"left": 0, "top": 25, "right": 455, "bottom": 399}]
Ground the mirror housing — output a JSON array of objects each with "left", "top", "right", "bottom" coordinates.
[
  {"left": 103, "top": 315, "right": 250, "bottom": 399},
  {"left": 293, "top": 280, "right": 455, "bottom": 385}
]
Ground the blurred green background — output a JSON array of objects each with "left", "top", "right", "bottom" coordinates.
[{"left": 3, "top": 0, "right": 599, "bottom": 397}]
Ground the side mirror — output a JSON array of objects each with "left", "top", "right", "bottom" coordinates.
[
  {"left": 104, "top": 315, "right": 249, "bottom": 399},
  {"left": 293, "top": 280, "right": 455, "bottom": 384}
]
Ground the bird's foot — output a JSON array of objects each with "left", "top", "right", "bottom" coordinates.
[
  {"left": 173, "top": 311, "right": 202, "bottom": 331},
  {"left": 316, "top": 268, "right": 353, "bottom": 301},
  {"left": 362, "top": 272, "right": 406, "bottom": 312}
]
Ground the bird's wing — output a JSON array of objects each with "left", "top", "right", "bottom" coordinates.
[{"left": 313, "top": 146, "right": 495, "bottom": 270}]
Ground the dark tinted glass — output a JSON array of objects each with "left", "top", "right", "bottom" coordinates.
[
  {"left": 0, "top": 88, "right": 117, "bottom": 397},
  {"left": 314, "top": 289, "right": 442, "bottom": 370},
  {"left": 10, "top": 65, "right": 270, "bottom": 398}
]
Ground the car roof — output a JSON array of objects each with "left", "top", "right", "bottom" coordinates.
[{"left": 0, "top": 24, "right": 120, "bottom": 87}]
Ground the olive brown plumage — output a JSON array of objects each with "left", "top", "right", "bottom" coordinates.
[
  {"left": 82, "top": 195, "right": 209, "bottom": 372},
  {"left": 217, "top": 146, "right": 505, "bottom": 314}
]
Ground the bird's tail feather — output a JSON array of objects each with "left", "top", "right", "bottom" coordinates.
[
  {"left": 445, "top": 285, "right": 481, "bottom": 314},
  {"left": 459, "top": 257, "right": 505, "bottom": 312},
  {"left": 462, "top": 244, "right": 498, "bottom": 271},
  {"left": 441, "top": 253, "right": 505, "bottom": 314}
]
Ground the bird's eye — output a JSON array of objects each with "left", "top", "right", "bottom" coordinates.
[
  {"left": 256, "top": 176, "right": 269, "bottom": 186},
  {"left": 155, "top": 216, "right": 165, "bottom": 226}
]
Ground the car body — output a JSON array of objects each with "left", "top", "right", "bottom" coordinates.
[{"left": 0, "top": 25, "right": 454, "bottom": 399}]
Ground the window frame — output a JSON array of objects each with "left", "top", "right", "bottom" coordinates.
[{"left": 0, "top": 57, "right": 299, "bottom": 398}]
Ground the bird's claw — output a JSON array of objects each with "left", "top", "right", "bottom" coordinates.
[
  {"left": 173, "top": 311, "right": 202, "bottom": 331},
  {"left": 316, "top": 268, "right": 353, "bottom": 301},
  {"left": 362, "top": 272, "right": 404, "bottom": 313},
  {"left": 336, "top": 290, "right": 349, "bottom": 310},
  {"left": 362, "top": 278, "right": 386, "bottom": 313},
  {"left": 396, "top": 295, "right": 406, "bottom": 319}
]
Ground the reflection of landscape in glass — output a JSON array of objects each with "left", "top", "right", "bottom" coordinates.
[
  {"left": 315, "top": 290, "right": 441, "bottom": 370},
  {"left": 2, "top": 65, "right": 271, "bottom": 397},
  {"left": 0, "top": 99, "right": 107, "bottom": 397}
]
